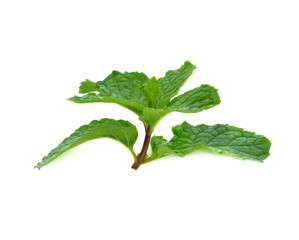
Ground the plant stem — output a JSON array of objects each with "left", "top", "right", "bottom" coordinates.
[{"left": 131, "top": 125, "right": 151, "bottom": 170}]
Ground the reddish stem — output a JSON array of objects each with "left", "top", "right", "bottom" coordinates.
[{"left": 131, "top": 125, "right": 151, "bottom": 170}]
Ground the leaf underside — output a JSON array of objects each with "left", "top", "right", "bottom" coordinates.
[
  {"left": 35, "top": 118, "right": 138, "bottom": 169},
  {"left": 146, "top": 122, "right": 271, "bottom": 163}
]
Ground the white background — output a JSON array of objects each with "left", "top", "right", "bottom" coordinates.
[{"left": 1, "top": 0, "right": 299, "bottom": 239}]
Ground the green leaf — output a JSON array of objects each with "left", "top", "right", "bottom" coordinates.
[
  {"left": 143, "top": 136, "right": 174, "bottom": 163},
  {"left": 35, "top": 118, "right": 138, "bottom": 169},
  {"left": 147, "top": 122, "right": 271, "bottom": 163},
  {"left": 139, "top": 77, "right": 159, "bottom": 108},
  {"left": 138, "top": 107, "right": 170, "bottom": 130},
  {"left": 69, "top": 71, "right": 149, "bottom": 116},
  {"left": 166, "top": 84, "right": 221, "bottom": 113},
  {"left": 138, "top": 84, "right": 220, "bottom": 128},
  {"left": 68, "top": 93, "right": 144, "bottom": 115},
  {"left": 97, "top": 71, "right": 148, "bottom": 106},
  {"left": 154, "top": 61, "right": 196, "bottom": 109},
  {"left": 79, "top": 79, "right": 99, "bottom": 94}
]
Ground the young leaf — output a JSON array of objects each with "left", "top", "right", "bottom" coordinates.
[
  {"left": 35, "top": 118, "right": 138, "bottom": 169},
  {"left": 147, "top": 136, "right": 175, "bottom": 161},
  {"left": 154, "top": 61, "right": 196, "bottom": 109},
  {"left": 139, "top": 76, "right": 159, "bottom": 108},
  {"left": 138, "top": 107, "right": 170, "bottom": 130},
  {"left": 166, "top": 84, "right": 221, "bottom": 113},
  {"left": 145, "top": 122, "right": 271, "bottom": 163}
]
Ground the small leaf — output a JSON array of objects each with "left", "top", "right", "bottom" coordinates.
[
  {"left": 139, "top": 107, "right": 170, "bottom": 130},
  {"left": 35, "top": 118, "right": 138, "bottom": 169},
  {"left": 79, "top": 79, "right": 99, "bottom": 94},
  {"left": 143, "top": 136, "right": 174, "bottom": 163},
  {"left": 147, "top": 122, "right": 271, "bottom": 162},
  {"left": 154, "top": 61, "right": 196, "bottom": 109},
  {"left": 166, "top": 84, "right": 221, "bottom": 113},
  {"left": 139, "top": 77, "right": 159, "bottom": 108}
]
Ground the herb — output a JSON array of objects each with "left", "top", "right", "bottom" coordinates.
[{"left": 35, "top": 61, "right": 271, "bottom": 170}]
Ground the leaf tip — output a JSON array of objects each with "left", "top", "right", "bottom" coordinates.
[
  {"left": 184, "top": 60, "right": 196, "bottom": 69},
  {"left": 66, "top": 96, "right": 79, "bottom": 102},
  {"left": 33, "top": 165, "right": 41, "bottom": 170}
]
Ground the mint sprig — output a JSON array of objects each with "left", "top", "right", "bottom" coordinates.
[{"left": 35, "top": 61, "right": 271, "bottom": 170}]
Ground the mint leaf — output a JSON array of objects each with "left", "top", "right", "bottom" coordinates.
[
  {"left": 68, "top": 93, "right": 144, "bottom": 115},
  {"left": 166, "top": 84, "right": 221, "bottom": 113},
  {"left": 147, "top": 122, "right": 271, "bottom": 163},
  {"left": 69, "top": 71, "right": 149, "bottom": 116},
  {"left": 154, "top": 61, "right": 196, "bottom": 109},
  {"left": 139, "top": 84, "right": 220, "bottom": 128},
  {"left": 139, "top": 107, "right": 170, "bottom": 130},
  {"left": 35, "top": 118, "right": 138, "bottom": 169},
  {"left": 79, "top": 79, "right": 98, "bottom": 94},
  {"left": 139, "top": 77, "right": 159, "bottom": 108},
  {"left": 144, "top": 136, "right": 174, "bottom": 163},
  {"left": 97, "top": 71, "right": 148, "bottom": 106}
]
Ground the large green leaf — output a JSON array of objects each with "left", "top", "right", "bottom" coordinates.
[
  {"left": 154, "top": 61, "right": 196, "bottom": 109},
  {"left": 166, "top": 84, "right": 221, "bottom": 113},
  {"left": 35, "top": 118, "right": 138, "bottom": 169},
  {"left": 144, "top": 122, "right": 271, "bottom": 163}
]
